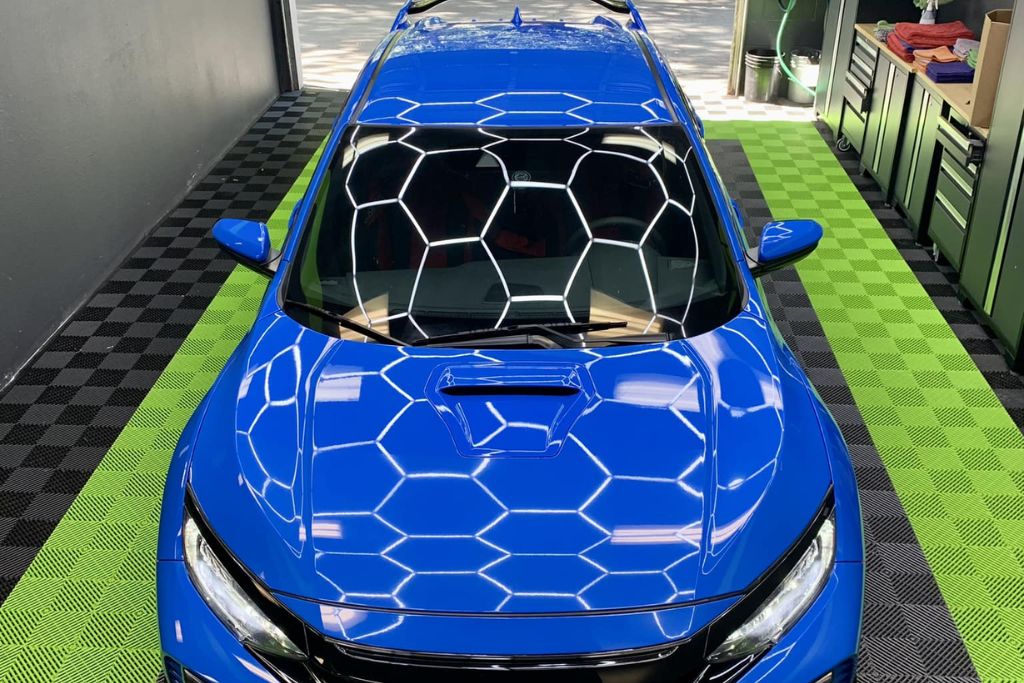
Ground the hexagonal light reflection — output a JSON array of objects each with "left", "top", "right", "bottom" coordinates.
[{"left": 335, "top": 123, "right": 704, "bottom": 341}]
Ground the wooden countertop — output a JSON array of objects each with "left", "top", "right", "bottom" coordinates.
[
  {"left": 854, "top": 23, "right": 915, "bottom": 72},
  {"left": 854, "top": 23, "right": 989, "bottom": 139}
]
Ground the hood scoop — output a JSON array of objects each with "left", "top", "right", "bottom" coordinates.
[{"left": 427, "top": 362, "right": 596, "bottom": 458}]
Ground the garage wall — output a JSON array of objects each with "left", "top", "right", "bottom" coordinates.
[
  {"left": 741, "top": 0, "right": 829, "bottom": 63},
  {"left": 0, "top": 0, "right": 280, "bottom": 389}
]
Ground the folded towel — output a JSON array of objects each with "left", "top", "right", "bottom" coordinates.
[
  {"left": 953, "top": 38, "right": 981, "bottom": 58},
  {"left": 887, "top": 32, "right": 916, "bottom": 62},
  {"left": 913, "top": 46, "right": 959, "bottom": 69},
  {"left": 966, "top": 47, "right": 979, "bottom": 68},
  {"left": 926, "top": 60, "right": 975, "bottom": 84},
  {"left": 894, "top": 21, "right": 974, "bottom": 49}
]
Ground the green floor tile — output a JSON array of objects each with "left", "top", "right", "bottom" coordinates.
[
  {"left": 0, "top": 144, "right": 325, "bottom": 683},
  {"left": 705, "top": 120, "right": 1024, "bottom": 683},
  {"left": 2, "top": 117, "right": 1022, "bottom": 683}
]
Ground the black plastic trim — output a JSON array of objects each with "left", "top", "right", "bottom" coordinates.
[
  {"left": 440, "top": 385, "right": 580, "bottom": 397},
  {"left": 219, "top": 248, "right": 281, "bottom": 279},
  {"left": 407, "top": 0, "right": 630, "bottom": 14},
  {"left": 746, "top": 243, "right": 818, "bottom": 278},
  {"left": 629, "top": 32, "right": 679, "bottom": 124}
]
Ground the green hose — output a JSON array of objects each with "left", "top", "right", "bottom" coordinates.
[{"left": 777, "top": 0, "right": 816, "bottom": 97}]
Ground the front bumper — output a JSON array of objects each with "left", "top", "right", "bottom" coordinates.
[{"left": 158, "top": 559, "right": 862, "bottom": 682}]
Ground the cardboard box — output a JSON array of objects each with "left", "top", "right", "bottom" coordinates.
[{"left": 969, "top": 9, "right": 1012, "bottom": 129}]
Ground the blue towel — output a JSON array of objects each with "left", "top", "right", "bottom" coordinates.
[{"left": 926, "top": 60, "right": 974, "bottom": 84}]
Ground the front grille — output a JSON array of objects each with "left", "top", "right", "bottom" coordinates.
[
  {"left": 253, "top": 637, "right": 759, "bottom": 683},
  {"left": 331, "top": 639, "right": 682, "bottom": 670}
]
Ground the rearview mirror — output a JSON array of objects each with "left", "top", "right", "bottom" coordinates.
[
  {"left": 748, "top": 220, "right": 823, "bottom": 278},
  {"left": 212, "top": 219, "right": 279, "bottom": 277}
]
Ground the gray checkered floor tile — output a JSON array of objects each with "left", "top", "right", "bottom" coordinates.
[
  {"left": 689, "top": 87, "right": 817, "bottom": 122},
  {"left": 0, "top": 88, "right": 1016, "bottom": 681},
  {"left": 709, "top": 139, "right": 980, "bottom": 683},
  {"left": 0, "top": 89, "right": 348, "bottom": 606}
]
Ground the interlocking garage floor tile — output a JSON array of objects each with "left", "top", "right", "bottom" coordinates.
[
  {"left": 0, "top": 90, "right": 347, "bottom": 609},
  {"left": 0, "top": 96, "right": 1020, "bottom": 682},
  {"left": 707, "top": 121, "right": 1024, "bottom": 683},
  {"left": 710, "top": 139, "right": 980, "bottom": 683}
]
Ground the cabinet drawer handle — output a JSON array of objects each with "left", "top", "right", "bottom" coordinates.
[
  {"left": 937, "top": 117, "right": 985, "bottom": 166},
  {"left": 935, "top": 190, "right": 968, "bottom": 229},
  {"left": 850, "top": 53, "right": 873, "bottom": 81},
  {"left": 939, "top": 158, "right": 974, "bottom": 197}
]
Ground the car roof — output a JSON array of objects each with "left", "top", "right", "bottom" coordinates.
[{"left": 356, "top": 18, "right": 676, "bottom": 127}]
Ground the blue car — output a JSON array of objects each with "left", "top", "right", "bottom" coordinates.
[{"left": 158, "top": 1, "right": 864, "bottom": 681}]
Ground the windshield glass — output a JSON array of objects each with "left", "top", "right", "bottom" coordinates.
[{"left": 284, "top": 125, "right": 744, "bottom": 345}]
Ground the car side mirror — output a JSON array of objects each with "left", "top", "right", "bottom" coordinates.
[
  {"left": 212, "top": 219, "right": 280, "bottom": 277},
  {"left": 747, "top": 220, "right": 823, "bottom": 278}
]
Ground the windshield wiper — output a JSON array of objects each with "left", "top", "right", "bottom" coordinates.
[
  {"left": 412, "top": 321, "right": 628, "bottom": 349},
  {"left": 283, "top": 299, "right": 407, "bottom": 346}
]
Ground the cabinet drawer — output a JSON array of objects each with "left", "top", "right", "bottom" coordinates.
[
  {"left": 930, "top": 191, "right": 968, "bottom": 269},
  {"left": 935, "top": 156, "right": 974, "bottom": 223},
  {"left": 849, "top": 54, "right": 874, "bottom": 90},
  {"left": 851, "top": 35, "right": 878, "bottom": 78},
  {"left": 843, "top": 73, "right": 871, "bottom": 114},
  {"left": 936, "top": 116, "right": 985, "bottom": 167},
  {"left": 840, "top": 103, "right": 866, "bottom": 154}
]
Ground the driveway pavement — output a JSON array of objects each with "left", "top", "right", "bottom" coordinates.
[{"left": 296, "top": 0, "right": 812, "bottom": 120}]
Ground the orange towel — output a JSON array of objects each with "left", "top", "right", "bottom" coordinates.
[{"left": 913, "top": 46, "right": 959, "bottom": 68}]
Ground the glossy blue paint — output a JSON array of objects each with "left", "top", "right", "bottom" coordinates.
[
  {"left": 156, "top": 391, "right": 211, "bottom": 562},
  {"left": 159, "top": 4, "right": 863, "bottom": 675},
  {"left": 184, "top": 308, "right": 832, "bottom": 614},
  {"left": 157, "top": 543, "right": 861, "bottom": 679},
  {"left": 212, "top": 218, "right": 272, "bottom": 264},
  {"left": 756, "top": 220, "right": 824, "bottom": 266},
  {"left": 357, "top": 20, "right": 674, "bottom": 127}
]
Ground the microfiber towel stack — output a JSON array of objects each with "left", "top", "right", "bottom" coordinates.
[
  {"left": 886, "top": 21, "right": 975, "bottom": 62},
  {"left": 966, "top": 48, "right": 979, "bottom": 69},
  {"left": 926, "top": 60, "right": 975, "bottom": 84}
]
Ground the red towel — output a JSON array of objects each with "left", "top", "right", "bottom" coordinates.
[
  {"left": 887, "top": 32, "right": 915, "bottom": 62},
  {"left": 893, "top": 21, "right": 974, "bottom": 49}
]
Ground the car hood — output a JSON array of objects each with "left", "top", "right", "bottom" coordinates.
[{"left": 189, "top": 307, "right": 831, "bottom": 615}]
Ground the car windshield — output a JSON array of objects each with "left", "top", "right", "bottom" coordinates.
[{"left": 284, "top": 124, "right": 744, "bottom": 346}]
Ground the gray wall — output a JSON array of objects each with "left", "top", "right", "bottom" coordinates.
[
  {"left": 0, "top": 0, "right": 280, "bottom": 388},
  {"left": 946, "top": 1, "right": 1009, "bottom": 37},
  {"left": 742, "top": 0, "right": 829, "bottom": 60}
]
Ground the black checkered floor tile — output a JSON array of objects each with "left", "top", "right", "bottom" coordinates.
[
  {"left": 0, "top": 89, "right": 348, "bottom": 606},
  {"left": 0, "top": 89, "right": 1016, "bottom": 680},
  {"left": 709, "top": 140, "right": 980, "bottom": 683}
]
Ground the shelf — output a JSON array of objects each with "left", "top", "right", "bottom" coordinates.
[{"left": 854, "top": 23, "right": 989, "bottom": 139}]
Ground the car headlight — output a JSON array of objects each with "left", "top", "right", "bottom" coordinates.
[
  {"left": 708, "top": 515, "right": 835, "bottom": 663},
  {"left": 183, "top": 510, "right": 305, "bottom": 659}
]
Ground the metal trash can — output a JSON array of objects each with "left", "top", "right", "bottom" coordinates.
[
  {"left": 787, "top": 48, "right": 821, "bottom": 105},
  {"left": 744, "top": 48, "right": 780, "bottom": 103}
]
